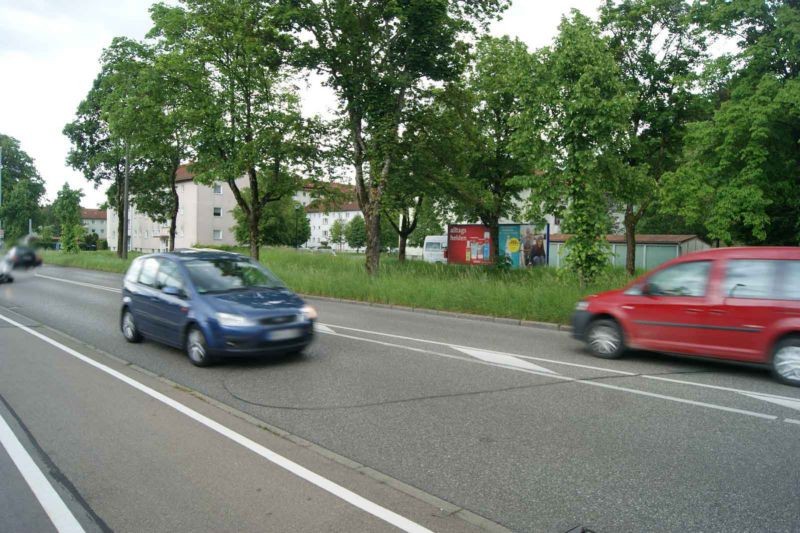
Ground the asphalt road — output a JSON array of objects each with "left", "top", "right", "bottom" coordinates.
[{"left": 2, "top": 265, "right": 800, "bottom": 532}]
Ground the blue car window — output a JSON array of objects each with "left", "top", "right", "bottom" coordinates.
[
  {"left": 155, "top": 259, "right": 185, "bottom": 291},
  {"left": 138, "top": 258, "right": 160, "bottom": 287},
  {"left": 184, "top": 258, "right": 284, "bottom": 294}
]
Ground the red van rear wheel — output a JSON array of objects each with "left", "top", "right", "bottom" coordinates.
[
  {"left": 586, "top": 318, "right": 625, "bottom": 359},
  {"left": 772, "top": 337, "right": 800, "bottom": 387}
]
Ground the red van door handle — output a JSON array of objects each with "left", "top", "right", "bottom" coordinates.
[
  {"left": 685, "top": 308, "right": 703, "bottom": 314},
  {"left": 709, "top": 309, "right": 726, "bottom": 316}
]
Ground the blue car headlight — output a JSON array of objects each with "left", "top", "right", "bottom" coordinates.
[
  {"left": 216, "top": 312, "right": 257, "bottom": 327},
  {"left": 301, "top": 305, "right": 318, "bottom": 321}
]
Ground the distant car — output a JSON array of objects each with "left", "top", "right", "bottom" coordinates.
[
  {"left": 572, "top": 247, "right": 800, "bottom": 387},
  {"left": 0, "top": 257, "right": 13, "bottom": 283},
  {"left": 5, "top": 246, "right": 42, "bottom": 269},
  {"left": 120, "top": 250, "right": 316, "bottom": 366},
  {"left": 422, "top": 235, "right": 448, "bottom": 263}
]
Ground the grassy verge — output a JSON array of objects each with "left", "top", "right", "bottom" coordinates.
[
  {"left": 41, "top": 250, "right": 140, "bottom": 273},
  {"left": 42, "top": 247, "right": 633, "bottom": 324}
]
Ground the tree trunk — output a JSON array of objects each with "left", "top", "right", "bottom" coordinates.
[
  {"left": 115, "top": 181, "right": 124, "bottom": 258},
  {"left": 249, "top": 205, "right": 261, "bottom": 261},
  {"left": 364, "top": 204, "right": 381, "bottom": 275},
  {"left": 168, "top": 171, "right": 179, "bottom": 252},
  {"left": 398, "top": 234, "right": 407, "bottom": 262},
  {"left": 624, "top": 205, "right": 636, "bottom": 275},
  {"left": 488, "top": 219, "right": 500, "bottom": 266}
]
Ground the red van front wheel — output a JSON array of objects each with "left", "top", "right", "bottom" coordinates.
[
  {"left": 772, "top": 337, "right": 800, "bottom": 387},
  {"left": 586, "top": 319, "right": 626, "bottom": 359}
]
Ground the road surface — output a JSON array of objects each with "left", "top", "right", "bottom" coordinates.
[{"left": 1, "top": 265, "right": 799, "bottom": 532}]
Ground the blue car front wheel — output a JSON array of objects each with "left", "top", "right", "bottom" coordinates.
[{"left": 186, "top": 326, "right": 214, "bottom": 367}]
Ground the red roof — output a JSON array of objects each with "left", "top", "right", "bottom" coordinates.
[
  {"left": 549, "top": 234, "right": 704, "bottom": 245},
  {"left": 81, "top": 208, "right": 107, "bottom": 220},
  {"left": 176, "top": 164, "right": 195, "bottom": 182}
]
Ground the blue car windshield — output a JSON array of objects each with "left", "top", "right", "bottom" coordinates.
[{"left": 184, "top": 258, "right": 285, "bottom": 294}]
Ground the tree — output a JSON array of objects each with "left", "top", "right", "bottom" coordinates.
[
  {"left": 149, "top": 0, "right": 321, "bottom": 261},
  {"left": 99, "top": 37, "right": 194, "bottom": 252},
  {"left": 64, "top": 70, "right": 135, "bottom": 257},
  {"left": 345, "top": 215, "right": 367, "bottom": 253},
  {"left": 600, "top": 0, "right": 708, "bottom": 274},
  {"left": 408, "top": 199, "right": 446, "bottom": 248},
  {"left": 443, "top": 36, "right": 530, "bottom": 264},
  {"left": 61, "top": 224, "right": 83, "bottom": 254},
  {"left": 53, "top": 183, "right": 83, "bottom": 231},
  {"left": 282, "top": 0, "right": 510, "bottom": 275},
  {"left": 0, "top": 134, "right": 45, "bottom": 244},
  {"left": 233, "top": 195, "right": 310, "bottom": 248},
  {"left": 661, "top": 0, "right": 800, "bottom": 245},
  {"left": 329, "top": 219, "right": 345, "bottom": 250},
  {"left": 514, "top": 12, "right": 633, "bottom": 283},
  {"left": 0, "top": 180, "right": 43, "bottom": 243},
  {"left": 52, "top": 183, "right": 84, "bottom": 254}
]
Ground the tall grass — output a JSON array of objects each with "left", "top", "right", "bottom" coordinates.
[
  {"left": 41, "top": 250, "right": 139, "bottom": 273},
  {"left": 41, "top": 247, "right": 634, "bottom": 324}
]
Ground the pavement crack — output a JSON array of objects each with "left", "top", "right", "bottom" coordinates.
[{"left": 221, "top": 377, "right": 570, "bottom": 411}]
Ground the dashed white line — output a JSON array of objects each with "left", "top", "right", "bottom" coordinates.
[
  {"left": 0, "top": 312, "right": 433, "bottom": 533},
  {"left": 34, "top": 273, "right": 121, "bottom": 293},
  {"left": 784, "top": 418, "right": 800, "bottom": 426},
  {"left": 0, "top": 411, "right": 85, "bottom": 533}
]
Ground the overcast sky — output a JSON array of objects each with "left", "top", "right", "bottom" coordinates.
[{"left": 0, "top": 0, "right": 601, "bottom": 208}]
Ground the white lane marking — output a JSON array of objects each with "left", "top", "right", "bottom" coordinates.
[
  {"left": 0, "top": 411, "right": 85, "bottom": 532},
  {"left": 643, "top": 375, "right": 800, "bottom": 404},
  {"left": 317, "top": 327, "right": 781, "bottom": 422},
  {"left": 315, "top": 324, "right": 336, "bottom": 334},
  {"left": 453, "top": 346, "right": 559, "bottom": 374},
  {"left": 0, "top": 313, "right": 432, "bottom": 533},
  {"left": 322, "top": 323, "right": 800, "bottom": 405},
  {"left": 35, "top": 273, "right": 121, "bottom": 293},
  {"left": 319, "top": 322, "right": 636, "bottom": 376},
  {"left": 785, "top": 418, "right": 800, "bottom": 425},
  {"left": 740, "top": 393, "right": 800, "bottom": 412}
]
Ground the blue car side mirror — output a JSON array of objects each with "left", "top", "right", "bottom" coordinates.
[{"left": 162, "top": 286, "right": 185, "bottom": 298}]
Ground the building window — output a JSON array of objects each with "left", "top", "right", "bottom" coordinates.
[
  {"left": 213, "top": 230, "right": 223, "bottom": 240},
  {"left": 323, "top": 218, "right": 328, "bottom": 225},
  {"left": 213, "top": 184, "right": 223, "bottom": 195},
  {"left": 213, "top": 207, "right": 222, "bottom": 217}
]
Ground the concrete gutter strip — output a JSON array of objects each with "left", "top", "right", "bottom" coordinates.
[{"left": 300, "top": 293, "right": 573, "bottom": 333}]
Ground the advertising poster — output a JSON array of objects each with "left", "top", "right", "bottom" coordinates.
[
  {"left": 499, "top": 224, "right": 549, "bottom": 268},
  {"left": 447, "top": 224, "right": 493, "bottom": 265}
]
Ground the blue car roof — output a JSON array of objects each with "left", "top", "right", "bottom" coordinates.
[{"left": 146, "top": 249, "right": 246, "bottom": 262}]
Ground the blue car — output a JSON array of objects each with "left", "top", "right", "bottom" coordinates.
[{"left": 120, "top": 250, "right": 316, "bottom": 366}]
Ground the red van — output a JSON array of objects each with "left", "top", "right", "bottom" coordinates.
[{"left": 572, "top": 247, "right": 800, "bottom": 386}]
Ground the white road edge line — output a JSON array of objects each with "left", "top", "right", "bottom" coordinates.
[
  {"left": 785, "top": 418, "right": 800, "bottom": 425},
  {"left": 0, "top": 411, "right": 85, "bottom": 533},
  {"left": 0, "top": 312, "right": 432, "bottom": 533},
  {"left": 318, "top": 329, "right": 780, "bottom": 421},
  {"left": 35, "top": 273, "right": 121, "bottom": 293}
]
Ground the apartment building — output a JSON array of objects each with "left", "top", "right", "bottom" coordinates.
[
  {"left": 108, "top": 166, "right": 247, "bottom": 252},
  {"left": 81, "top": 208, "right": 107, "bottom": 238}
]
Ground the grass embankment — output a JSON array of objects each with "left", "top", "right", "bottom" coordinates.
[{"left": 41, "top": 247, "right": 633, "bottom": 324}]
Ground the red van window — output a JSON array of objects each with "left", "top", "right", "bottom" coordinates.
[
  {"left": 722, "top": 260, "right": 779, "bottom": 299},
  {"left": 647, "top": 261, "right": 711, "bottom": 297}
]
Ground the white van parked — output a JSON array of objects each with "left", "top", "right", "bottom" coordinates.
[{"left": 422, "top": 235, "right": 448, "bottom": 263}]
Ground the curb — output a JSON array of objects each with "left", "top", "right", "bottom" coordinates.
[{"left": 301, "top": 293, "right": 573, "bottom": 333}]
